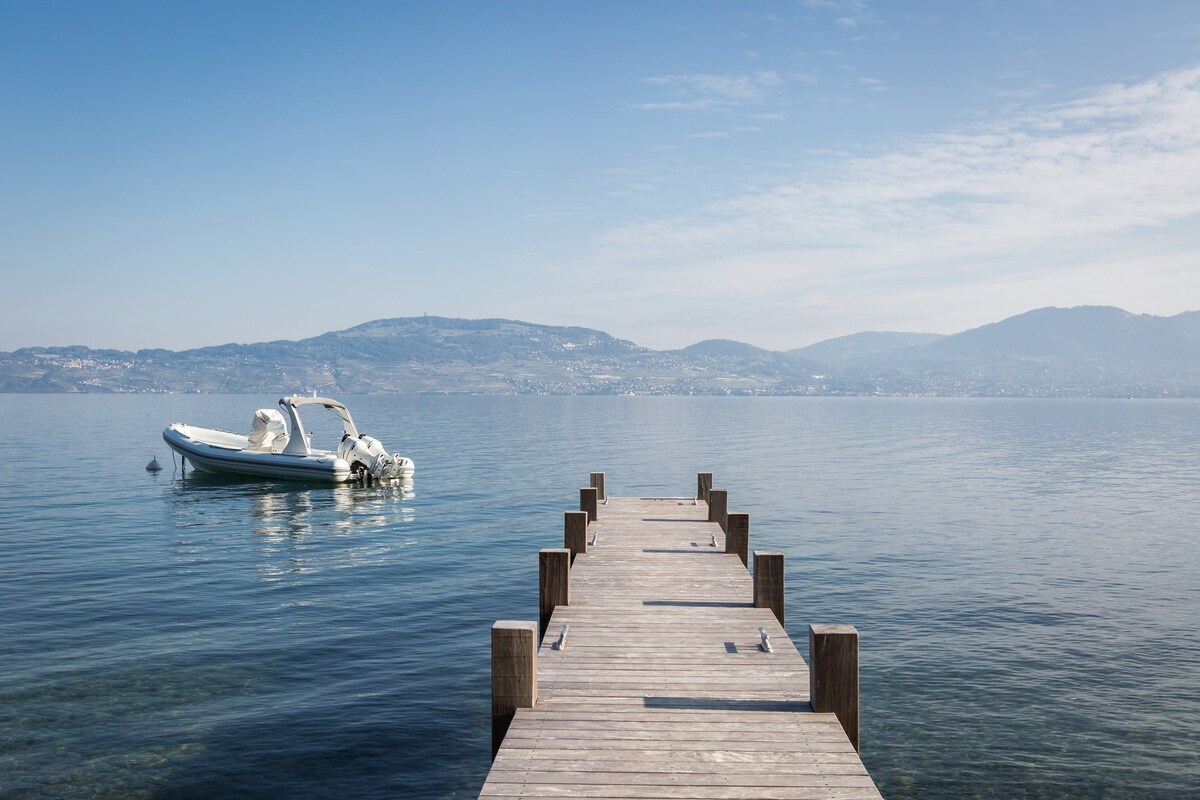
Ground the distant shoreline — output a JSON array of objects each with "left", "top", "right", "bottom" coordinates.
[{"left": 4, "top": 308, "right": 1198, "bottom": 397}]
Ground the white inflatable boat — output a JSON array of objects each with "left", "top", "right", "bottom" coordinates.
[{"left": 163, "top": 396, "right": 415, "bottom": 483}]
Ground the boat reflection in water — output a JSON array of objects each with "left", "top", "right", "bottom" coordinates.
[
  {"left": 166, "top": 468, "right": 417, "bottom": 585},
  {"left": 250, "top": 478, "right": 416, "bottom": 537}
]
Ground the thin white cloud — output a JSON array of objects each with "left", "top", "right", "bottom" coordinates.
[
  {"left": 606, "top": 65, "right": 1200, "bottom": 263},
  {"left": 995, "top": 81, "right": 1053, "bottom": 100},
  {"left": 635, "top": 100, "right": 719, "bottom": 111},
  {"left": 804, "top": 0, "right": 880, "bottom": 27},
  {"left": 636, "top": 71, "right": 784, "bottom": 112}
]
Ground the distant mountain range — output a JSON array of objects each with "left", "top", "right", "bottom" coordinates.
[{"left": 3, "top": 306, "right": 1198, "bottom": 396}]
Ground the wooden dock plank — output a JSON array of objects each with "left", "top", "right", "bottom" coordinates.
[
  {"left": 481, "top": 492, "right": 881, "bottom": 800},
  {"left": 480, "top": 788, "right": 882, "bottom": 799},
  {"left": 482, "top": 777, "right": 875, "bottom": 787}
]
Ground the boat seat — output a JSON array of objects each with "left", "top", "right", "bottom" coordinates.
[
  {"left": 247, "top": 432, "right": 289, "bottom": 453},
  {"left": 247, "top": 409, "right": 290, "bottom": 452}
]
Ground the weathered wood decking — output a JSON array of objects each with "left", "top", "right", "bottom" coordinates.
[{"left": 481, "top": 485, "right": 882, "bottom": 799}]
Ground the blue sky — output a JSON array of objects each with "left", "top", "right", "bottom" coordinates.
[{"left": 3, "top": 1, "right": 1200, "bottom": 352}]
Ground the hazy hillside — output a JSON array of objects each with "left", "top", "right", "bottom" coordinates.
[
  {"left": 789, "top": 331, "right": 946, "bottom": 369},
  {"left": 677, "top": 339, "right": 776, "bottom": 358},
  {"left": 863, "top": 306, "right": 1200, "bottom": 396},
  {"left": 0, "top": 317, "right": 820, "bottom": 395},
  {"left": 672, "top": 340, "right": 821, "bottom": 381},
  {"left": 1, "top": 307, "right": 1197, "bottom": 396},
  {"left": 931, "top": 306, "right": 1200, "bottom": 362}
]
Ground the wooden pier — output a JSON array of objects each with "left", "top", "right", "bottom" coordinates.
[{"left": 482, "top": 474, "right": 882, "bottom": 799}]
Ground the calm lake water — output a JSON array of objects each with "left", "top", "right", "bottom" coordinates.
[{"left": 0, "top": 395, "right": 1197, "bottom": 799}]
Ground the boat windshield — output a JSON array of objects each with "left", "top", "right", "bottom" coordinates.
[{"left": 279, "top": 396, "right": 360, "bottom": 454}]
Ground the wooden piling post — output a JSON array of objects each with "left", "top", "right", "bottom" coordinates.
[
  {"left": 539, "top": 548, "right": 571, "bottom": 639},
  {"left": 491, "top": 620, "right": 537, "bottom": 759},
  {"left": 564, "top": 511, "right": 588, "bottom": 562},
  {"left": 590, "top": 472, "right": 605, "bottom": 501},
  {"left": 580, "top": 486, "right": 598, "bottom": 522},
  {"left": 707, "top": 489, "right": 728, "bottom": 532},
  {"left": 697, "top": 472, "right": 712, "bottom": 503},
  {"left": 809, "top": 624, "right": 860, "bottom": 753},
  {"left": 725, "top": 512, "right": 749, "bottom": 568},
  {"left": 753, "top": 550, "right": 784, "bottom": 625}
]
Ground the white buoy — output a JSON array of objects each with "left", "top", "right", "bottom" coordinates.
[{"left": 146, "top": 455, "right": 163, "bottom": 472}]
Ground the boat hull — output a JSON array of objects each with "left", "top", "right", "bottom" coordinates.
[{"left": 163, "top": 424, "right": 353, "bottom": 483}]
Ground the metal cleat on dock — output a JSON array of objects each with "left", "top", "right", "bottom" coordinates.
[{"left": 552, "top": 624, "right": 570, "bottom": 650}]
